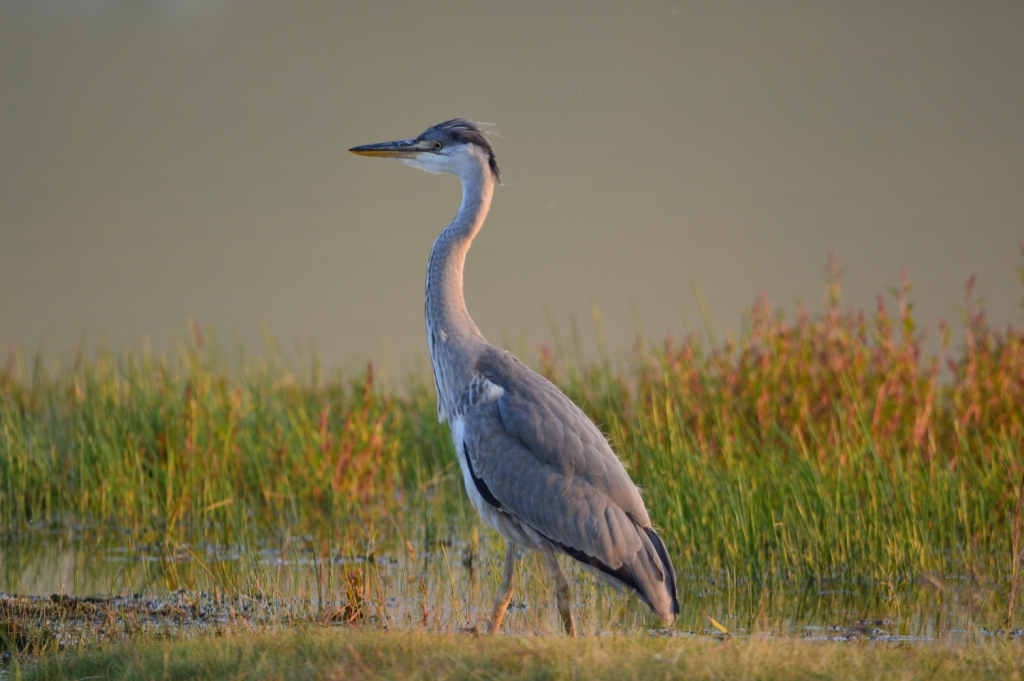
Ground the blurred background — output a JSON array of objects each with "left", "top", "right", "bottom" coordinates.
[{"left": 2, "top": 1, "right": 1022, "bottom": 372}]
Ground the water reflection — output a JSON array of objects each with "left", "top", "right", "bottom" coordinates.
[{"left": 2, "top": 526, "right": 1017, "bottom": 642}]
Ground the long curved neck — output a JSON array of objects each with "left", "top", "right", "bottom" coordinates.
[{"left": 425, "top": 161, "right": 494, "bottom": 420}]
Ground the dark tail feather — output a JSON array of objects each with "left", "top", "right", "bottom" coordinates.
[{"left": 644, "top": 527, "right": 680, "bottom": 617}]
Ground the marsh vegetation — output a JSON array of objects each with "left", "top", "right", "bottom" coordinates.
[{"left": 2, "top": 261, "right": 1023, "bottom": 676}]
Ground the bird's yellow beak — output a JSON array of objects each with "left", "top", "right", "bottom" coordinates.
[{"left": 348, "top": 139, "right": 433, "bottom": 158}]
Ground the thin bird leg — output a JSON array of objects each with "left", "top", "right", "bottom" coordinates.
[
  {"left": 490, "top": 541, "right": 516, "bottom": 634},
  {"left": 542, "top": 550, "right": 576, "bottom": 636}
]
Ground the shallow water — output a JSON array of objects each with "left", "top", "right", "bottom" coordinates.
[{"left": 2, "top": 525, "right": 1017, "bottom": 643}]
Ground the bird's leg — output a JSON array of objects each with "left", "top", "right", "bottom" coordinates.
[
  {"left": 542, "top": 551, "right": 576, "bottom": 636},
  {"left": 490, "top": 541, "right": 516, "bottom": 634}
]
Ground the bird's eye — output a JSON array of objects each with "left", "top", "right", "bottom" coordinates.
[{"left": 433, "top": 141, "right": 443, "bottom": 151}]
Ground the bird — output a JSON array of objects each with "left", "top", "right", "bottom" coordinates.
[{"left": 350, "top": 119, "right": 678, "bottom": 635}]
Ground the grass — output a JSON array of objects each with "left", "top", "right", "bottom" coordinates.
[
  {"left": 17, "top": 629, "right": 1024, "bottom": 680},
  {"left": 2, "top": 252, "right": 1024, "bottom": 663}
]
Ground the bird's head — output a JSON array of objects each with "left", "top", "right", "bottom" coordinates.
[{"left": 349, "top": 119, "right": 500, "bottom": 184}]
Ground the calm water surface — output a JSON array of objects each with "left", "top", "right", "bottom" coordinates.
[{"left": 1, "top": 525, "right": 1014, "bottom": 642}]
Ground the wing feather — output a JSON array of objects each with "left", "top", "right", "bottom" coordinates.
[{"left": 456, "top": 346, "right": 678, "bottom": 621}]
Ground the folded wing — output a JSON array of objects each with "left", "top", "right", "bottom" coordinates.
[{"left": 458, "top": 347, "right": 679, "bottom": 622}]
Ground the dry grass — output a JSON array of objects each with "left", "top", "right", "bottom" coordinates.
[{"left": 20, "top": 629, "right": 1024, "bottom": 681}]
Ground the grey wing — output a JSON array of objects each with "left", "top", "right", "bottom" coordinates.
[{"left": 459, "top": 347, "right": 678, "bottom": 622}]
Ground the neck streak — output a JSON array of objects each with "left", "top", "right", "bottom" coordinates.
[{"left": 425, "top": 158, "right": 494, "bottom": 421}]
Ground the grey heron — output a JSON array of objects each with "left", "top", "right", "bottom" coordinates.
[{"left": 350, "top": 119, "right": 678, "bottom": 635}]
